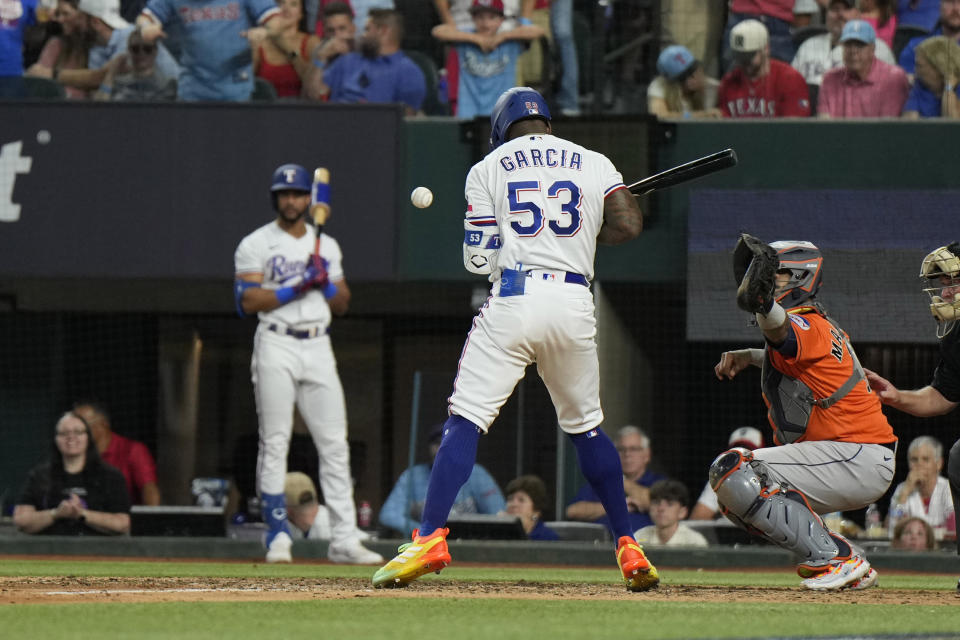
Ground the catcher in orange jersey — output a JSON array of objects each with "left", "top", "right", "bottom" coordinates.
[{"left": 712, "top": 235, "right": 897, "bottom": 591}]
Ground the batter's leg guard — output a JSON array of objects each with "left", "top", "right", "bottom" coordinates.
[{"left": 709, "top": 448, "right": 839, "bottom": 567}]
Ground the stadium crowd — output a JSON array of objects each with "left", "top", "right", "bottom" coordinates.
[{"left": 1, "top": 0, "right": 957, "bottom": 117}]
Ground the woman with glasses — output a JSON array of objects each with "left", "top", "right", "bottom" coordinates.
[{"left": 13, "top": 412, "right": 130, "bottom": 535}]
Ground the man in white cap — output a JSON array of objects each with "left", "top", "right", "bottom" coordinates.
[
  {"left": 689, "top": 427, "right": 764, "bottom": 520},
  {"left": 818, "top": 19, "right": 908, "bottom": 118},
  {"left": 718, "top": 18, "right": 810, "bottom": 118}
]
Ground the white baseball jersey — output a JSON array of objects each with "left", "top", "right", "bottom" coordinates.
[
  {"left": 234, "top": 221, "right": 344, "bottom": 329},
  {"left": 234, "top": 220, "right": 361, "bottom": 547},
  {"left": 465, "top": 133, "right": 626, "bottom": 283},
  {"left": 449, "top": 133, "right": 627, "bottom": 435}
]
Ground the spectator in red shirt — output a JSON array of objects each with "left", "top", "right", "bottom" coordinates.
[
  {"left": 818, "top": 19, "right": 909, "bottom": 118},
  {"left": 718, "top": 19, "right": 811, "bottom": 118},
  {"left": 72, "top": 401, "right": 161, "bottom": 506}
]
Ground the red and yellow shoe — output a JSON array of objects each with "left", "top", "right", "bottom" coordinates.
[
  {"left": 615, "top": 536, "right": 659, "bottom": 592},
  {"left": 372, "top": 527, "right": 451, "bottom": 588}
]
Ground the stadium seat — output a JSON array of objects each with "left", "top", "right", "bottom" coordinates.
[
  {"left": 404, "top": 49, "right": 448, "bottom": 116},
  {"left": 893, "top": 24, "right": 929, "bottom": 60},
  {"left": 251, "top": 77, "right": 277, "bottom": 102},
  {"left": 21, "top": 76, "right": 65, "bottom": 100}
]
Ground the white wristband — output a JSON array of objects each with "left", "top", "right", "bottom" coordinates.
[{"left": 755, "top": 301, "right": 786, "bottom": 330}]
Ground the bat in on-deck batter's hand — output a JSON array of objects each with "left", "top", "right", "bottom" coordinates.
[
  {"left": 627, "top": 149, "right": 737, "bottom": 196},
  {"left": 310, "top": 167, "right": 330, "bottom": 260}
]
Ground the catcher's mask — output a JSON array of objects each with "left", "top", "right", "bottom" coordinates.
[
  {"left": 920, "top": 242, "right": 960, "bottom": 338},
  {"left": 769, "top": 241, "right": 822, "bottom": 310}
]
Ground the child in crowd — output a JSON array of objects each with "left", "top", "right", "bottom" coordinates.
[
  {"left": 431, "top": 0, "right": 544, "bottom": 119},
  {"left": 634, "top": 479, "right": 709, "bottom": 547}
]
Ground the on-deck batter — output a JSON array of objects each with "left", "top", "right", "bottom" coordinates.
[
  {"left": 233, "top": 163, "right": 382, "bottom": 565},
  {"left": 373, "top": 87, "right": 660, "bottom": 592}
]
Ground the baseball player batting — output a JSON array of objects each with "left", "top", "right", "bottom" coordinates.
[
  {"left": 233, "top": 163, "right": 382, "bottom": 565},
  {"left": 712, "top": 235, "right": 897, "bottom": 591},
  {"left": 373, "top": 87, "right": 659, "bottom": 591}
]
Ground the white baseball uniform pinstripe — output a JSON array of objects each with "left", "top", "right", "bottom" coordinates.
[
  {"left": 449, "top": 133, "right": 627, "bottom": 434},
  {"left": 234, "top": 221, "right": 360, "bottom": 545}
]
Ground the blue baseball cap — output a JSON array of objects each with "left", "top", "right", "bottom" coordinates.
[
  {"left": 656, "top": 45, "right": 697, "bottom": 80},
  {"left": 839, "top": 19, "right": 876, "bottom": 44}
]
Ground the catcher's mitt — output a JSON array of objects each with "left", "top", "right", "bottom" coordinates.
[{"left": 733, "top": 233, "right": 778, "bottom": 314}]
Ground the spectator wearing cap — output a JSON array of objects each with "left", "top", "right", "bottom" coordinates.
[
  {"left": 504, "top": 475, "right": 559, "bottom": 541},
  {"left": 378, "top": 423, "right": 505, "bottom": 537},
  {"left": 431, "top": 0, "right": 544, "bottom": 118},
  {"left": 903, "top": 35, "right": 960, "bottom": 118},
  {"left": 818, "top": 19, "right": 909, "bottom": 117},
  {"left": 718, "top": 18, "right": 811, "bottom": 117},
  {"left": 792, "top": 0, "right": 896, "bottom": 86},
  {"left": 635, "top": 479, "right": 710, "bottom": 547},
  {"left": 284, "top": 471, "right": 333, "bottom": 539},
  {"left": 28, "top": 0, "right": 179, "bottom": 97},
  {"left": 434, "top": 0, "right": 532, "bottom": 114},
  {"left": 899, "top": 0, "right": 960, "bottom": 79},
  {"left": 315, "top": 8, "right": 426, "bottom": 114},
  {"left": 721, "top": 0, "right": 822, "bottom": 70},
  {"left": 689, "top": 427, "right": 764, "bottom": 520},
  {"left": 647, "top": 44, "right": 721, "bottom": 119}
]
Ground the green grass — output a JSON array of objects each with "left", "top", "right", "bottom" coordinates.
[{"left": 1, "top": 559, "right": 957, "bottom": 639}]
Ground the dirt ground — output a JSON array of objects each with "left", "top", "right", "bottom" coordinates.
[{"left": 2, "top": 566, "right": 958, "bottom": 606}]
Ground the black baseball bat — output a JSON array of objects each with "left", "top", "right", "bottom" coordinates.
[{"left": 627, "top": 149, "right": 738, "bottom": 196}]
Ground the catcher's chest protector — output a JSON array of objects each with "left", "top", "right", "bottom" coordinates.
[
  {"left": 760, "top": 314, "right": 865, "bottom": 444},
  {"left": 761, "top": 353, "right": 814, "bottom": 444}
]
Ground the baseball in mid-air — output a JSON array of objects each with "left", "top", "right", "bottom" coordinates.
[{"left": 411, "top": 186, "right": 434, "bottom": 209}]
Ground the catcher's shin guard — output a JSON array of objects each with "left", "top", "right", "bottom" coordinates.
[{"left": 709, "top": 448, "right": 839, "bottom": 566}]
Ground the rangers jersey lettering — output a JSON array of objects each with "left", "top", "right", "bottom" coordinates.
[
  {"left": 234, "top": 221, "right": 343, "bottom": 328},
  {"left": 718, "top": 58, "right": 811, "bottom": 118}
]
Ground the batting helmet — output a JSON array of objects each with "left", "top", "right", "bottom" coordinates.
[
  {"left": 270, "top": 163, "right": 311, "bottom": 212},
  {"left": 919, "top": 241, "right": 960, "bottom": 338},
  {"left": 769, "top": 241, "right": 823, "bottom": 309},
  {"left": 489, "top": 87, "right": 551, "bottom": 151}
]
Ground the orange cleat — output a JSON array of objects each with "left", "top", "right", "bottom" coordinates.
[
  {"left": 372, "top": 527, "right": 452, "bottom": 588},
  {"left": 615, "top": 536, "right": 660, "bottom": 592}
]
